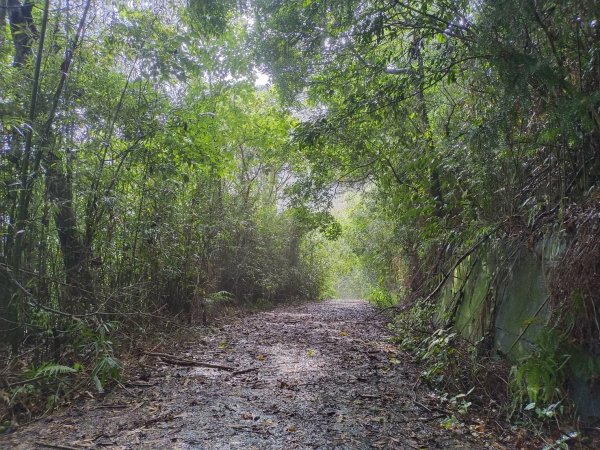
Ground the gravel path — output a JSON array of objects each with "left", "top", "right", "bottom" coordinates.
[{"left": 0, "top": 299, "right": 511, "bottom": 449}]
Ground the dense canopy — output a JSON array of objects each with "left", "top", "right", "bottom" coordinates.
[{"left": 1, "top": 0, "right": 599, "bottom": 437}]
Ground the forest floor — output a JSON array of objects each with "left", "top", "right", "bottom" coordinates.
[{"left": 1, "top": 299, "right": 535, "bottom": 449}]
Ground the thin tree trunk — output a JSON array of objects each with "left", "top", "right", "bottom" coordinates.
[
  {"left": 1, "top": 0, "right": 49, "bottom": 345},
  {"left": 413, "top": 32, "right": 443, "bottom": 218},
  {"left": 0, "top": 1, "right": 7, "bottom": 47},
  {"left": 11, "top": 0, "right": 49, "bottom": 271}
]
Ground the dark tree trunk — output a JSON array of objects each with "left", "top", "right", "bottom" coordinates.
[
  {"left": 44, "top": 146, "right": 95, "bottom": 310},
  {"left": 7, "top": 0, "right": 37, "bottom": 66}
]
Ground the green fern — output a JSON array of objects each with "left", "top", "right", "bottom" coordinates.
[
  {"left": 510, "top": 329, "right": 571, "bottom": 417},
  {"left": 34, "top": 363, "right": 78, "bottom": 378}
]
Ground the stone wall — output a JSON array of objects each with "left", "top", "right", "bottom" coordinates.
[{"left": 438, "top": 236, "right": 600, "bottom": 418}]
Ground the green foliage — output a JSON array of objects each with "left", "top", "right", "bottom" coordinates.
[
  {"left": 319, "top": 225, "right": 371, "bottom": 299},
  {"left": 33, "top": 363, "right": 78, "bottom": 378},
  {"left": 205, "top": 291, "right": 234, "bottom": 303},
  {"left": 251, "top": 0, "right": 600, "bottom": 426},
  {"left": 523, "top": 400, "right": 564, "bottom": 422},
  {"left": 92, "top": 356, "right": 122, "bottom": 393},
  {"left": 187, "top": 0, "right": 240, "bottom": 36},
  {"left": 4, "top": 361, "right": 83, "bottom": 416},
  {"left": 419, "top": 328, "right": 459, "bottom": 385},
  {"left": 1, "top": 0, "right": 599, "bottom": 428},
  {"left": 542, "top": 431, "right": 579, "bottom": 450},
  {"left": 390, "top": 302, "right": 461, "bottom": 385},
  {"left": 77, "top": 320, "right": 122, "bottom": 392},
  {"left": 392, "top": 301, "right": 437, "bottom": 352},
  {"left": 447, "top": 388, "right": 474, "bottom": 416},
  {"left": 509, "top": 330, "right": 570, "bottom": 416},
  {"left": 367, "top": 288, "right": 396, "bottom": 308}
]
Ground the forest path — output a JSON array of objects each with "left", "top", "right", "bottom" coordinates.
[{"left": 2, "top": 300, "right": 510, "bottom": 449}]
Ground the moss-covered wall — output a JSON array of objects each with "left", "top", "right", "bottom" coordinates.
[{"left": 439, "top": 236, "right": 600, "bottom": 418}]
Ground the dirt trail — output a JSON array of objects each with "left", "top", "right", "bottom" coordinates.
[{"left": 1, "top": 300, "right": 511, "bottom": 449}]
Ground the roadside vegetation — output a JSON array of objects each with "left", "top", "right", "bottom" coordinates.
[{"left": 1, "top": 0, "right": 599, "bottom": 445}]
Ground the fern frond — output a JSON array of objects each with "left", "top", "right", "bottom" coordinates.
[{"left": 35, "top": 363, "right": 78, "bottom": 378}]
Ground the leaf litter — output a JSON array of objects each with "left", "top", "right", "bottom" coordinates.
[{"left": 0, "top": 299, "right": 526, "bottom": 449}]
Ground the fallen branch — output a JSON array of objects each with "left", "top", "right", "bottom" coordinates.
[
  {"left": 4, "top": 375, "right": 45, "bottom": 388},
  {"left": 230, "top": 424, "right": 272, "bottom": 436},
  {"left": 413, "top": 399, "right": 432, "bottom": 412},
  {"left": 34, "top": 442, "right": 81, "bottom": 450},
  {"left": 1, "top": 268, "right": 88, "bottom": 320},
  {"left": 368, "top": 303, "right": 412, "bottom": 319},
  {"left": 232, "top": 367, "right": 259, "bottom": 376},
  {"left": 413, "top": 399, "right": 452, "bottom": 415},
  {"left": 93, "top": 404, "right": 129, "bottom": 409},
  {"left": 123, "top": 381, "right": 155, "bottom": 387},
  {"left": 358, "top": 393, "right": 380, "bottom": 399},
  {"left": 143, "top": 352, "right": 235, "bottom": 371}
]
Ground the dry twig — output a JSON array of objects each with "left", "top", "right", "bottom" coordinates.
[{"left": 34, "top": 442, "right": 81, "bottom": 450}]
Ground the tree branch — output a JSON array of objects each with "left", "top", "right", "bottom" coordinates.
[{"left": 424, "top": 224, "right": 501, "bottom": 303}]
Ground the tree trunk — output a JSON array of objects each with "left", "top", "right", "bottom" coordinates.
[
  {"left": 0, "top": 1, "right": 6, "bottom": 46},
  {"left": 7, "top": 0, "right": 37, "bottom": 66},
  {"left": 413, "top": 33, "right": 444, "bottom": 218},
  {"left": 0, "top": 0, "right": 47, "bottom": 346},
  {"left": 44, "top": 146, "right": 95, "bottom": 310}
]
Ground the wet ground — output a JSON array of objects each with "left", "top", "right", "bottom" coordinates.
[{"left": 0, "top": 299, "right": 514, "bottom": 449}]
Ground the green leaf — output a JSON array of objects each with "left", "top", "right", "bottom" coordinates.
[
  {"left": 524, "top": 402, "right": 536, "bottom": 411},
  {"left": 35, "top": 363, "right": 77, "bottom": 378}
]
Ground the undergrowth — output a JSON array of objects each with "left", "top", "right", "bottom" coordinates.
[
  {"left": 0, "top": 313, "right": 124, "bottom": 431},
  {"left": 0, "top": 292, "right": 323, "bottom": 432},
  {"left": 387, "top": 300, "right": 588, "bottom": 448}
]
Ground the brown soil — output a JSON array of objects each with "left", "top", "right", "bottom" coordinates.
[{"left": 0, "top": 299, "right": 518, "bottom": 449}]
